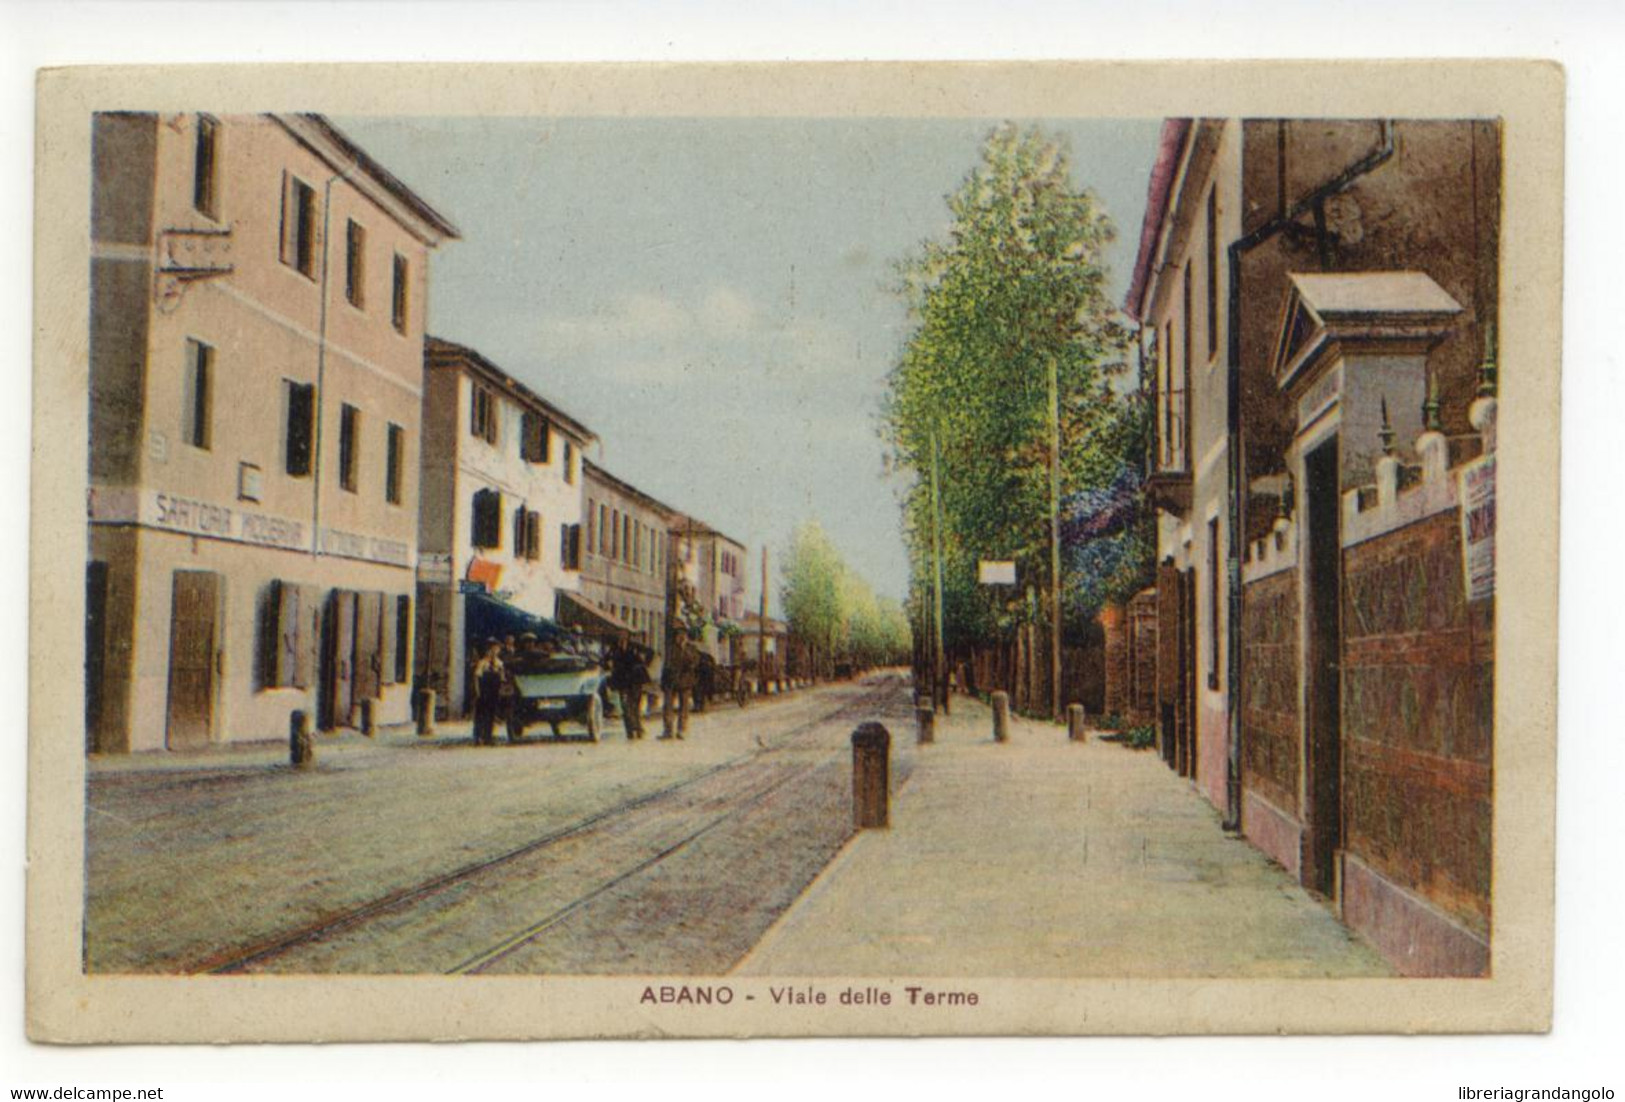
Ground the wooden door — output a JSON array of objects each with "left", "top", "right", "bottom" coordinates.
[
  {"left": 85, "top": 562, "right": 109, "bottom": 752},
  {"left": 320, "top": 589, "right": 357, "bottom": 730},
  {"left": 166, "top": 570, "right": 223, "bottom": 750},
  {"left": 354, "top": 590, "right": 383, "bottom": 703},
  {"left": 1303, "top": 437, "right": 1344, "bottom": 897},
  {"left": 1177, "top": 567, "right": 1197, "bottom": 778},
  {"left": 1156, "top": 561, "right": 1180, "bottom": 768}
]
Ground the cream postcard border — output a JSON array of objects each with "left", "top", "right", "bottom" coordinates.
[{"left": 27, "top": 60, "right": 1563, "bottom": 1042}]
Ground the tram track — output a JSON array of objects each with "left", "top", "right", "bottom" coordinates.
[{"left": 197, "top": 673, "right": 907, "bottom": 975}]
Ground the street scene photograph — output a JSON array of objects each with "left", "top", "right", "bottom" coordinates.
[{"left": 71, "top": 92, "right": 1514, "bottom": 1005}]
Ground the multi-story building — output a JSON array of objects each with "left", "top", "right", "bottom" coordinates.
[
  {"left": 86, "top": 112, "right": 458, "bottom": 753},
  {"left": 667, "top": 515, "right": 748, "bottom": 663},
  {"left": 414, "top": 336, "right": 595, "bottom": 715},
  {"left": 1127, "top": 118, "right": 1500, "bottom": 974},
  {"left": 580, "top": 459, "right": 677, "bottom": 661}
]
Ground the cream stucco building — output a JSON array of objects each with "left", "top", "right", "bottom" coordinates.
[
  {"left": 87, "top": 112, "right": 459, "bottom": 753},
  {"left": 415, "top": 337, "right": 596, "bottom": 716}
]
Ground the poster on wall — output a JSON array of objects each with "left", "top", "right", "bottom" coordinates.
[{"left": 1460, "top": 453, "right": 1497, "bottom": 601}]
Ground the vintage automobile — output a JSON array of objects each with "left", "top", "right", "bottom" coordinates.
[
  {"left": 507, "top": 650, "right": 608, "bottom": 740},
  {"left": 464, "top": 590, "right": 608, "bottom": 741}
]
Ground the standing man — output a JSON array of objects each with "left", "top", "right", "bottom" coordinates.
[
  {"left": 471, "top": 641, "right": 506, "bottom": 747},
  {"left": 607, "top": 631, "right": 651, "bottom": 740},
  {"left": 660, "top": 632, "right": 694, "bottom": 740}
]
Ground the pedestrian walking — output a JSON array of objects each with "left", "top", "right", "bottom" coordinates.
[
  {"left": 607, "top": 631, "right": 652, "bottom": 740},
  {"left": 661, "top": 633, "right": 695, "bottom": 740},
  {"left": 471, "top": 641, "right": 506, "bottom": 747}
]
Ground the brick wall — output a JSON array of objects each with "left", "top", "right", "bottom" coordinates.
[
  {"left": 1241, "top": 569, "right": 1301, "bottom": 818},
  {"left": 1341, "top": 508, "right": 1493, "bottom": 939},
  {"left": 1102, "top": 603, "right": 1128, "bottom": 717}
]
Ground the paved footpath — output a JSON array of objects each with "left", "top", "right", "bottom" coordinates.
[{"left": 737, "top": 694, "right": 1392, "bottom": 978}]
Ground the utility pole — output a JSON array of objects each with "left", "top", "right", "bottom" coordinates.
[
  {"left": 1048, "top": 353, "right": 1063, "bottom": 722},
  {"left": 759, "top": 544, "right": 769, "bottom": 694},
  {"left": 930, "top": 428, "right": 948, "bottom": 715}
]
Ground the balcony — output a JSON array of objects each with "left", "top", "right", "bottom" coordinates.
[{"left": 1146, "top": 392, "right": 1191, "bottom": 514}]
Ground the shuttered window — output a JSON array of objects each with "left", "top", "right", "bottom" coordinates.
[
  {"left": 521, "top": 411, "right": 550, "bottom": 463},
  {"left": 339, "top": 403, "right": 360, "bottom": 493},
  {"left": 385, "top": 422, "right": 404, "bottom": 504},
  {"left": 472, "top": 488, "right": 502, "bottom": 549},
  {"left": 193, "top": 115, "right": 219, "bottom": 220},
  {"left": 561, "top": 523, "right": 582, "bottom": 570},
  {"left": 345, "top": 219, "right": 366, "bottom": 308},
  {"left": 182, "top": 339, "right": 213, "bottom": 450},
  {"left": 279, "top": 173, "right": 317, "bottom": 278},
  {"left": 391, "top": 253, "right": 409, "bottom": 333},
  {"left": 285, "top": 381, "right": 315, "bottom": 477},
  {"left": 260, "top": 581, "right": 319, "bottom": 691}
]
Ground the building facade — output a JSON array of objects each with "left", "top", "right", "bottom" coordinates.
[
  {"left": 580, "top": 459, "right": 677, "bottom": 661},
  {"left": 1127, "top": 118, "right": 1500, "bottom": 974},
  {"left": 86, "top": 112, "right": 458, "bottom": 753},
  {"left": 414, "top": 337, "right": 595, "bottom": 715},
  {"left": 667, "top": 516, "right": 748, "bottom": 663}
]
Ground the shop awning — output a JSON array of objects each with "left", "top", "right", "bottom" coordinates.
[
  {"left": 556, "top": 590, "right": 636, "bottom": 638},
  {"left": 464, "top": 590, "right": 567, "bottom": 649}
]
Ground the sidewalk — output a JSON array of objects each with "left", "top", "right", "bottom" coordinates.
[{"left": 736, "top": 694, "right": 1392, "bottom": 978}]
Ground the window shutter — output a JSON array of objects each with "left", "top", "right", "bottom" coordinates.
[
  {"left": 380, "top": 591, "right": 399, "bottom": 686},
  {"left": 513, "top": 505, "right": 526, "bottom": 556},
  {"left": 276, "top": 580, "right": 300, "bottom": 687},
  {"left": 295, "top": 584, "right": 321, "bottom": 690}
]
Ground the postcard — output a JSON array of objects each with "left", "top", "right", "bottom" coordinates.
[{"left": 28, "top": 60, "right": 1562, "bottom": 1041}]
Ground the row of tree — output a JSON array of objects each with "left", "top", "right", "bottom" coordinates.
[
  {"left": 779, "top": 521, "right": 912, "bottom": 677},
  {"left": 881, "top": 123, "right": 1154, "bottom": 708}
]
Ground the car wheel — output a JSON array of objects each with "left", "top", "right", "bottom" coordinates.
[{"left": 586, "top": 694, "right": 603, "bottom": 741}]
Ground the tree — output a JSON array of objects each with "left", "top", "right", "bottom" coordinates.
[
  {"left": 780, "top": 521, "right": 910, "bottom": 676},
  {"left": 882, "top": 122, "right": 1145, "bottom": 685}
]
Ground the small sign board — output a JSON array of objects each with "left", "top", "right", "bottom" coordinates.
[
  {"left": 978, "top": 560, "right": 1016, "bottom": 586},
  {"left": 1459, "top": 454, "right": 1495, "bottom": 601}
]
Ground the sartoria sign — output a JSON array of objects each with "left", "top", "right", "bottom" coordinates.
[{"left": 88, "top": 486, "right": 413, "bottom": 567}]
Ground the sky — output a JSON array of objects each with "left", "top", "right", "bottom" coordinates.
[{"left": 337, "top": 116, "right": 1164, "bottom": 603}]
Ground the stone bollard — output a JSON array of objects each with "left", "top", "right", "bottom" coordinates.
[
  {"left": 992, "top": 691, "right": 1010, "bottom": 743},
  {"left": 359, "top": 698, "right": 375, "bottom": 736},
  {"left": 916, "top": 705, "right": 935, "bottom": 745},
  {"left": 290, "top": 709, "right": 314, "bottom": 769},
  {"left": 851, "top": 722, "right": 891, "bottom": 829},
  {"left": 1068, "top": 703, "right": 1086, "bottom": 742},
  {"left": 416, "top": 689, "right": 437, "bottom": 736}
]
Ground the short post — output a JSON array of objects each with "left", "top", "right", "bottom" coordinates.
[
  {"left": 1067, "top": 703, "right": 1086, "bottom": 743},
  {"left": 416, "top": 689, "right": 436, "bottom": 736},
  {"left": 851, "top": 722, "right": 891, "bottom": 829},
  {"left": 992, "top": 691, "right": 1010, "bottom": 743},
  {"left": 359, "top": 698, "right": 375, "bottom": 736},
  {"left": 289, "top": 709, "right": 314, "bottom": 769},
  {"left": 915, "top": 705, "right": 935, "bottom": 745}
]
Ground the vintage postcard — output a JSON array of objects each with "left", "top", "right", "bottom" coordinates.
[{"left": 27, "top": 60, "right": 1562, "bottom": 1041}]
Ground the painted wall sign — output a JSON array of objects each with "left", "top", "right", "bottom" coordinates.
[
  {"left": 89, "top": 485, "right": 311, "bottom": 551},
  {"left": 1459, "top": 454, "right": 1496, "bottom": 601}
]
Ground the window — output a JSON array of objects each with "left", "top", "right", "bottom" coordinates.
[
  {"left": 391, "top": 253, "right": 409, "bottom": 333},
  {"left": 510, "top": 507, "right": 541, "bottom": 561},
  {"left": 395, "top": 595, "right": 411, "bottom": 683},
  {"left": 563, "top": 440, "right": 576, "bottom": 484},
  {"left": 385, "top": 422, "right": 404, "bottom": 505},
  {"left": 622, "top": 514, "right": 632, "bottom": 564},
  {"left": 284, "top": 380, "right": 315, "bottom": 477},
  {"left": 472, "top": 488, "right": 502, "bottom": 549},
  {"left": 1208, "top": 517, "right": 1221, "bottom": 690},
  {"left": 521, "top": 411, "right": 550, "bottom": 463},
  {"left": 585, "top": 499, "right": 596, "bottom": 554},
  {"left": 1206, "top": 187, "right": 1219, "bottom": 360},
  {"left": 561, "top": 523, "right": 582, "bottom": 570},
  {"left": 193, "top": 115, "right": 219, "bottom": 220},
  {"left": 611, "top": 509, "right": 621, "bottom": 560},
  {"left": 470, "top": 384, "right": 498, "bottom": 445},
  {"left": 338, "top": 404, "right": 360, "bottom": 493},
  {"left": 598, "top": 503, "right": 609, "bottom": 555},
  {"left": 345, "top": 220, "right": 366, "bottom": 308},
  {"left": 182, "top": 338, "right": 213, "bottom": 450},
  {"left": 1182, "top": 265, "right": 1193, "bottom": 384},
  {"left": 279, "top": 173, "right": 317, "bottom": 278}
]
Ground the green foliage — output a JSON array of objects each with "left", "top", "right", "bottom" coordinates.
[
  {"left": 882, "top": 122, "right": 1144, "bottom": 649},
  {"left": 780, "top": 521, "right": 910, "bottom": 675},
  {"left": 1124, "top": 723, "right": 1157, "bottom": 751}
]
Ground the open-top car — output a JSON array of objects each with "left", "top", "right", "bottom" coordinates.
[{"left": 507, "top": 649, "right": 608, "bottom": 740}]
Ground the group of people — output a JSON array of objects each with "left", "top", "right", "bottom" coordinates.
[
  {"left": 468, "top": 628, "right": 701, "bottom": 745},
  {"left": 606, "top": 630, "right": 699, "bottom": 741}
]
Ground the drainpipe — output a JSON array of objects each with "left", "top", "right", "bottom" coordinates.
[
  {"left": 311, "top": 166, "right": 358, "bottom": 558},
  {"left": 1220, "top": 120, "right": 1395, "bottom": 832}
]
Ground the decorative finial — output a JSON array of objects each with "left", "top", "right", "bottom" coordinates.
[
  {"left": 1379, "top": 395, "right": 1396, "bottom": 456},
  {"left": 1477, "top": 322, "right": 1498, "bottom": 399},
  {"left": 1422, "top": 370, "right": 1443, "bottom": 433}
]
